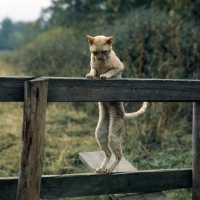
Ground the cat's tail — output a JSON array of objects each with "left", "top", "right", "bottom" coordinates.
[{"left": 125, "top": 102, "right": 148, "bottom": 120}]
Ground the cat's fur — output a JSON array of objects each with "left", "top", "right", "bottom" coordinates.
[{"left": 86, "top": 35, "right": 148, "bottom": 173}]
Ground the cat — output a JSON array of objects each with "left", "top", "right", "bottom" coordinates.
[{"left": 86, "top": 35, "right": 148, "bottom": 173}]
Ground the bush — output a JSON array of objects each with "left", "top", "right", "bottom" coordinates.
[
  {"left": 20, "top": 27, "right": 89, "bottom": 77},
  {"left": 108, "top": 7, "right": 200, "bottom": 79}
]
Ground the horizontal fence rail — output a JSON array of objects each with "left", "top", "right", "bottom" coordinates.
[
  {"left": 0, "top": 169, "right": 192, "bottom": 199},
  {"left": 0, "top": 76, "right": 200, "bottom": 102}
]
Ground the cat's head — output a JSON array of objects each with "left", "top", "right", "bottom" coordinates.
[{"left": 86, "top": 35, "right": 113, "bottom": 61}]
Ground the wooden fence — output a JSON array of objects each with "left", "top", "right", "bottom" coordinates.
[{"left": 0, "top": 76, "right": 200, "bottom": 200}]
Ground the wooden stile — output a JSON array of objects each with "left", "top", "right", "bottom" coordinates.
[
  {"left": 0, "top": 77, "right": 199, "bottom": 199},
  {"left": 16, "top": 78, "right": 48, "bottom": 200}
]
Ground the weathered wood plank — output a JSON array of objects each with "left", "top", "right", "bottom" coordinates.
[
  {"left": 0, "top": 76, "right": 35, "bottom": 102},
  {"left": 0, "top": 169, "right": 192, "bottom": 199},
  {"left": 0, "top": 177, "right": 18, "bottom": 199},
  {"left": 110, "top": 193, "right": 169, "bottom": 200},
  {"left": 34, "top": 169, "right": 194, "bottom": 198},
  {"left": 0, "top": 77, "right": 200, "bottom": 102},
  {"left": 79, "top": 151, "right": 169, "bottom": 200},
  {"left": 47, "top": 77, "right": 133, "bottom": 102},
  {"left": 47, "top": 78, "right": 200, "bottom": 102},
  {"left": 79, "top": 151, "right": 137, "bottom": 173},
  {"left": 16, "top": 78, "right": 48, "bottom": 200},
  {"left": 192, "top": 102, "right": 200, "bottom": 200}
]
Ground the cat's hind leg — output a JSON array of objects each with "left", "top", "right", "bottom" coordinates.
[
  {"left": 95, "top": 102, "right": 112, "bottom": 173},
  {"left": 107, "top": 125, "right": 123, "bottom": 173},
  {"left": 107, "top": 107, "right": 124, "bottom": 173}
]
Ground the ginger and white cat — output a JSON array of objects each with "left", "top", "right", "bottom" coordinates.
[{"left": 86, "top": 35, "right": 147, "bottom": 173}]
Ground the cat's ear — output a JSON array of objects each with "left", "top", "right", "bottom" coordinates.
[
  {"left": 86, "top": 34, "right": 94, "bottom": 45},
  {"left": 106, "top": 36, "right": 113, "bottom": 45}
]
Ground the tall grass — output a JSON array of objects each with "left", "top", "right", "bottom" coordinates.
[{"left": 0, "top": 61, "right": 23, "bottom": 177}]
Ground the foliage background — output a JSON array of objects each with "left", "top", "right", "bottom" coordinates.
[{"left": 0, "top": 0, "right": 200, "bottom": 199}]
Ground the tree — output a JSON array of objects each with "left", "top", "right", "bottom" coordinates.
[
  {"left": 0, "top": 18, "right": 28, "bottom": 50},
  {"left": 39, "top": 0, "right": 106, "bottom": 28},
  {"left": 0, "top": 18, "right": 13, "bottom": 50},
  {"left": 38, "top": 0, "right": 153, "bottom": 30}
]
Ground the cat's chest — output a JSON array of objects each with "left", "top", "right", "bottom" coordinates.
[{"left": 93, "top": 60, "right": 113, "bottom": 76}]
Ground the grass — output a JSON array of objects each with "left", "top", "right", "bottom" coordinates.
[
  {"left": 43, "top": 102, "right": 99, "bottom": 175},
  {"left": 0, "top": 60, "right": 193, "bottom": 199}
]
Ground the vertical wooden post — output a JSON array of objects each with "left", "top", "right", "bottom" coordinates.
[
  {"left": 193, "top": 102, "right": 200, "bottom": 200},
  {"left": 16, "top": 78, "right": 48, "bottom": 200}
]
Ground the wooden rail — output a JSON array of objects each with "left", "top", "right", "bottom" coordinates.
[
  {"left": 0, "top": 169, "right": 192, "bottom": 199},
  {"left": 0, "top": 77, "right": 200, "bottom": 102},
  {"left": 0, "top": 76, "right": 200, "bottom": 199}
]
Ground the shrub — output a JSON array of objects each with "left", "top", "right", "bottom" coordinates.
[
  {"left": 20, "top": 27, "right": 89, "bottom": 77},
  {"left": 108, "top": 7, "right": 200, "bottom": 79}
]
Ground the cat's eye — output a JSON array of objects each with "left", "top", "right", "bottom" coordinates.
[
  {"left": 101, "top": 51, "right": 107, "bottom": 54},
  {"left": 93, "top": 51, "right": 98, "bottom": 55}
]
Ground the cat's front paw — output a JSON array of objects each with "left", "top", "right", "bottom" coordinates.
[
  {"left": 100, "top": 74, "right": 107, "bottom": 79},
  {"left": 86, "top": 73, "right": 95, "bottom": 78}
]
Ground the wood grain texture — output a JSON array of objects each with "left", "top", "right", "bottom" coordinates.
[
  {"left": 0, "top": 177, "right": 18, "bottom": 200},
  {"left": 110, "top": 193, "right": 170, "bottom": 200},
  {"left": 47, "top": 78, "right": 200, "bottom": 102},
  {"left": 16, "top": 78, "right": 48, "bottom": 200},
  {"left": 36, "top": 169, "right": 194, "bottom": 198},
  {"left": 0, "top": 168, "right": 192, "bottom": 199},
  {"left": 0, "top": 76, "right": 35, "bottom": 102},
  {"left": 0, "top": 77, "right": 200, "bottom": 102},
  {"left": 79, "top": 151, "right": 169, "bottom": 200},
  {"left": 192, "top": 102, "right": 200, "bottom": 200},
  {"left": 79, "top": 151, "right": 137, "bottom": 173}
]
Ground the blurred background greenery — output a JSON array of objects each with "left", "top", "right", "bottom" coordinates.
[{"left": 0, "top": 0, "right": 200, "bottom": 199}]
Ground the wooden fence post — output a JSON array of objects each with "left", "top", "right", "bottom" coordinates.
[
  {"left": 193, "top": 102, "right": 200, "bottom": 200},
  {"left": 16, "top": 78, "right": 48, "bottom": 200}
]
